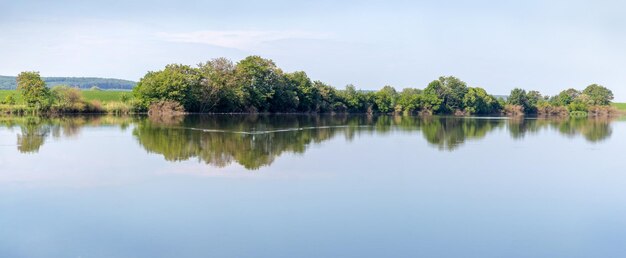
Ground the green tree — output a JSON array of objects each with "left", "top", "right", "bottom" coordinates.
[
  {"left": 397, "top": 88, "right": 423, "bottom": 113},
  {"left": 339, "top": 84, "right": 371, "bottom": 112},
  {"left": 423, "top": 80, "right": 446, "bottom": 112},
  {"left": 133, "top": 64, "right": 201, "bottom": 111},
  {"left": 525, "top": 90, "right": 542, "bottom": 114},
  {"left": 285, "top": 71, "right": 318, "bottom": 112},
  {"left": 422, "top": 76, "right": 469, "bottom": 113},
  {"left": 463, "top": 87, "right": 499, "bottom": 115},
  {"left": 439, "top": 76, "right": 468, "bottom": 111},
  {"left": 553, "top": 88, "right": 581, "bottom": 106},
  {"left": 235, "top": 56, "right": 283, "bottom": 112},
  {"left": 313, "top": 81, "right": 338, "bottom": 112},
  {"left": 507, "top": 88, "right": 531, "bottom": 113},
  {"left": 374, "top": 85, "right": 397, "bottom": 113},
  {"left": 582, "top": 84, "right": 613, "bottom": 106},
  {"left": 16, "top": 71, "right": 52, "bottom": 109},
  {"left": 197, "top": 58, "right": 241, "bottom": 112}
]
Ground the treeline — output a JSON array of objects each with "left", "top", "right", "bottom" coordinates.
[
  {"left": 0, "top": 75, "right": 135, "bottom": 90},
  {"left": 6, "top": 56, "right": 617, "bottom": 116},
  {"left": 133, "top": 56, "right": 503, "bottom": 115},
  {"left": 133, "top": 56, "right": 616, "bottom": 116}
]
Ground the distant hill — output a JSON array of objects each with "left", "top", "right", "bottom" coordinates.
[
  {"left": 494, "top": 95, "right": 508, "bottom": 100},
  {"left": 0, "top": 75, "right": 136, "bottom": 90}
]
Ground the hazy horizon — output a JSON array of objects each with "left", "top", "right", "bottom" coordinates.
[{"left": 1, "top": 0, "right": 624, "bottom": 100}]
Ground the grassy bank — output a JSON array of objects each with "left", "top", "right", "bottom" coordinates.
[
  {"left": 0, "top": 89, "right": 133, "bottom": 115},
  {"left": 82, "top": 90, "right": 129, "bottom": 103},
  {"left": 1, "top": 89, "right": 129, "bottom": 104},
  {"left": 612, "top": 103, "right": 626, "bottom": 111},
  {"left": 0, "top": 90, "right": 23, "bottom": 103}
]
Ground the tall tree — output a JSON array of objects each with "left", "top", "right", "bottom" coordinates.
[
  {"left": 423, "top": 80, "right": 446, "bottom": 112},
  {"left": 133, "top": 64, "right": 201, "bottom": 111},
  {"left": 17, "top": 71, "right": 52, "bottom": 109},
  {"left": 197, "top": 58, "right": 241, "bottom": 112},
  {"left": 553, "top": 88, "right": 581, "bottom": 106},
  {"left": 582, "top": 84, "right": 613, "bottom": 106},
  {"left": 463, "top": 87, "right": 499, "bottom": 115},
  {"left": 439, "top": 76, "right": 469, "bottom": 111},
  {"left": 374, "top": 85, "right": 398, "bottom": 113},
  {"left": 508, "top": 88, "right": 530, "bottom": 112},
  {"left": 285, "top": 71, "right": 318, "bottom": 112},
  {"left": 397, "top": 88, "right": 423, "bottom": 113},
  {"left": 235, "top": 56, "right": 283, "bottom": 112}
]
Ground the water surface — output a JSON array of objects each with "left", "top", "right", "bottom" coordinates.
[{"left": 1, "top": 115, "right": 625, "bottom": 257}]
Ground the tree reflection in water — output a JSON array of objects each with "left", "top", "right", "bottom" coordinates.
[{"left": 0, "top": 115, "right": 618, "bottom": 169}]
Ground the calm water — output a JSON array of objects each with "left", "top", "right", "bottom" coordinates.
[{"left": 1, "top": 114, "right": 625, "bottom": 258}]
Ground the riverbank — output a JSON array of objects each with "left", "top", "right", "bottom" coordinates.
[
  {"left": 2, "top": 89, "right": 624, "bottom": 117},
  {"left": 613, "top": 103, "right": 626, "bottom": 111},
  {"left": 0, "top": 89, "right": 133, "bottom": 115}
]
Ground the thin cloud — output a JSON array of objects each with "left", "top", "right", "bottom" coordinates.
[{"left": 155, "top": 30, "right": 328, "bottom": 50}]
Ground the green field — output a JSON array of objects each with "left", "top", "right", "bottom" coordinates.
[
  {"left": 612, "top": 103, "right": 626, "bottom": 111},
  {"left": 82, "top": 90, "right": 129, "bottom": 102},
  {"left": 0, "top": 90, "right": 23, "bottom": 103},
  {"left": 0, "top": 89, "right": 129, "bottom": 104}
]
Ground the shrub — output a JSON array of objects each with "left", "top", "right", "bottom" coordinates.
[
  {"left": 454, "top": 109, "right": 466, "bottom": 116},
  {"left": 148, "top": 100, "right": 185, "bottom": 116},
  {"left": 587, "top": 106, "right": 619, "bottom": 117},
  {"left": 504, "top": 104, "right": 524, "bottom": 116},
  {"left": 105, "top": 101, "right": 132, "bottom": 115},
  {"left": 570, "top": 111, "right": 588, "bottom": 117},
  {"left": 419, "top": 108, "right": 433, "bottom": 116},
  {"left": 87, "top": 100, "right": 104, "bottom": 113},
  {"left": 0, "top": 104, "right": 31, "bottom": 115},
  {"left": 567, "top": 100, "right": 588, "bottom": 112},
  {"left": 2, "top": 93, "right": 16, "bottom": 105},
  {"left": 120, "top": 93, "right": 131, "bottom": 103},
  {"left": 52, "top": 85, "right": 84, "bottom": 111},
  {"left": 537, "top": 104, "right": 569, "bottom": 117}
]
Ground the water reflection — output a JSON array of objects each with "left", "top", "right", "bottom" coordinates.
[
  {"left": 0, "top": 115, "right": 618, "bottom": 169},
  {"left": 508, "top": 117, "right": 613, "bottom": 142}
]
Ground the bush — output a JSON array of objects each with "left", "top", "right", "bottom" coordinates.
[
  {"left": 52, "top": 85, "right": 84, "bottom": 111},
  {"left": 504, "top": 104, "right": 524, "bottom": 116},
  {"left": 87, "top": 100, "right": 104, "bottom": 113},
  {"left": 105, "top": 101, "right": 133, "bottom": 115},
  {"left": 148, "top": 100, "right": 185, "bottom": 116},
  {"left": 2, "top": 93, "right": 16, "bottom": 105},
  {"left": 0, "top": 104, "right": 32, "bottom": 115},
  {"left": 587, "top": 106, "right": 619, "bottom": 117},
  {"left": 120, "top": 93, "right": 131, "bottom": 103},
  {"left": 570, "top": 111, "right": 588, "bottom": 118},
  {"left": 537, "top": 104, "right": 569, "bottom": 117},
  {"left": 567, "top": 101, "right": 588, "bottom": 112}
]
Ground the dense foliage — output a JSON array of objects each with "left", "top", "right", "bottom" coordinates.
[
  {"left": 505, "top": 84, "right": 615, "bottom": 116},
  {"left": 133, "top": 56, "right": 507, "bottom": 114},
  {"left": 16, "top": 72, "right": 53, "bottom": 109},
  {"left": 133, "top": 56, "right": 616, "bottom": 116}
]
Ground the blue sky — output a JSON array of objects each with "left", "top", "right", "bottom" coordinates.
[{"left": 1, "top": 0, "right": 625, "bottom": 100}]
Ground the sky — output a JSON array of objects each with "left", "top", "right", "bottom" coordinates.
[{"left": 1, "top": 0, "right": 625, "bottom": 100}]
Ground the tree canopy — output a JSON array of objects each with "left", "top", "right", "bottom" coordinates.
[{"left": 16, "top": 71, "right": 52, "bottom": 109}]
